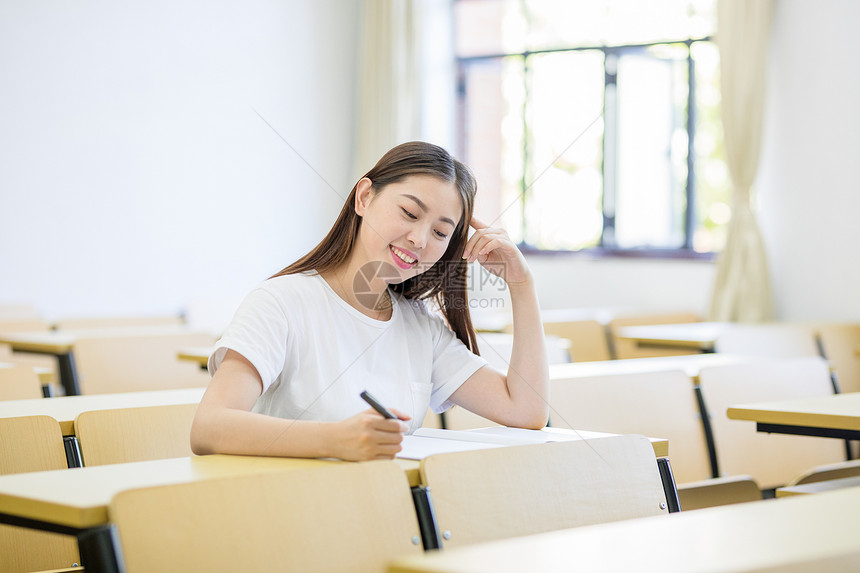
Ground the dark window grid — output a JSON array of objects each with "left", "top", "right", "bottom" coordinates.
[{"left": 456, "top": 37, "right": 712, "bottom": 257}]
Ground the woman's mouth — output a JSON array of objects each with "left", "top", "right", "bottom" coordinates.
[{"left": 390, "top": 246, "right": 418, "bottom": 269}]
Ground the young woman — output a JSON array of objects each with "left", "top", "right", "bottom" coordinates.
[{"left": 190, "top": 141, "right": 548, "bottom": 461}]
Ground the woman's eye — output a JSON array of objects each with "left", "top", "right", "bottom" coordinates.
[
  {"left": 435, "top": 230, "right": 448, "bottom": 239},
  {"left": 401, "top": 208, "right": 417, "bottom": 220}
]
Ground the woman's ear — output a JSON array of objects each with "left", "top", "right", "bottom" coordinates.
[{"left": 354, "top": 178, "right": 374, "bottom": 216}]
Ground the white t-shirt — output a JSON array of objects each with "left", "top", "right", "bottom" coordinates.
[{"left": 209, "top": 272, "right": 487, "bottom": 432}]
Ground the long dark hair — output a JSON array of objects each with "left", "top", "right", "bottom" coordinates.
[{"left": 271, "top": 141, "right": 480, "bottom": 354}]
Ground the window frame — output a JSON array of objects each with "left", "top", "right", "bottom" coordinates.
[{"left": 455, "top": 35, "right": 718, "bottom": 261}]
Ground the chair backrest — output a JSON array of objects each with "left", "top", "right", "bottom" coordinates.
[
  {"left": 421, "top": 435, "right": 667, "bottom": 548},
  {"left": 0, "top": 416, "right": 80, "bottom": 572},
  {"left": 75, "top": 403, "right": 198, "bottom": 466},
  {"left": 54, "top": 315, "right": 185, "bottom": 330},
  {"left": 0, "top": 319, "right": 57, "bottom": 387},
  {"left": 542, "top": 319, "right": 611, "bottom": 362},
  {"left": 0, "top": 415, "right": 67, "bottom": 474},
  {"left": 74, "top": 330, "right": 214, "bottom": 394},
  {"left": 608, "top": 313, "right": 700, "bottom": 359},
  {"left": 548, "top": 370, "right": 712, "bottom": 484},
  {"left": 817, "top": 323, "right": 860, "bottom": 394},
  {"left": 714, "top": 324, "right": 820, "bottom": 358},
  {"left": 110, "top": 461, "right": 422, "bottom": 573},
  {"left": 442, "top": 405, "right": 498, "bottom": 431},
  {"left": 697, "top": 357, "right": 844, "bottom": 489},
  {"left": 0, "top": 365, "right": 43, "bottom": 400}
]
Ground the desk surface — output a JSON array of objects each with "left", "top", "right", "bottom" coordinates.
[
  {"left": 0, "top": 361, "right": 53, "bottom": 384},
  {"left": 0, "top": 455, "right": 419, "bottom": 529},
  {"left": 0, "top": 326, "right": 201, "bottom": 355},
  {"left": 727, "top": 392, "right": 860, "bottom": 432},
  {"left": 615, "top": 322, "right": 729, "bottom": 350},
  {"left": 776, "top": 475, "right": 860, "bottom": 498},
  {"left": 388, "top": 486, "right": 860, "bottom": 573},
  {"left": 548, "top": 353, "right": 751, "bottom": 382},
  {"left": 0, "top": 387, "right": 205, "bottom": 435}
]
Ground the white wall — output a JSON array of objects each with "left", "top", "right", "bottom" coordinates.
[
  {"left": 0, "top": 0, "right": 358, "bottom": 330},
  {"left": 527, "top": 256, "right": 715, "bottom": 316},
  {"left": 757, "top": 0, "right": 860, "bottom": 321}
]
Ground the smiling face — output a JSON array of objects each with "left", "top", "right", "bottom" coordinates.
[{"left": 353, "top": 175, "right": 464, "bottom": 285}]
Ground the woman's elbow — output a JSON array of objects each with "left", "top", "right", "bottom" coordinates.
[
  {"left": 523, "top": 413, "right": 549, "bottom": 430},
  {"left": 506, "top": 406, "right": 548, "bottom": 430},
  {"left": 521, "top": 404, "right": 549, "bottom": 429},
  {"left": 190, "top": 414, "right": 217, "bottom": 455}
]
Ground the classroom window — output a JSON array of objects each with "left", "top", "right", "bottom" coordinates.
[{"left": 454, "top": 0, "right": 728, "bottom": 256}]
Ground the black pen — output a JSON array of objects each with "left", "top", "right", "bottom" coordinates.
[{"left": 360, "top": 390, "right": 397, "bottom": 419}]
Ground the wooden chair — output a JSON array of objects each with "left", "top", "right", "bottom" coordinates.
[
  {"left": 419, "top": 435, "right": 668, "bottom": 548},
  {"left": 75, "top": 403, "right": 198, "bottom": 466},
  {"left": 817, "top": 323, "right": 860, "bottom": 394},
  {"left": 542, "top": 319, "right": 611, "bottom": 362},
  {"left": 0, "top": 416, "right": 80, "bottom": 572},
  {"left": 0, "top": 364, "right": 43, "bottom": 400},
  {"left": 714, "top": 323, "right": 820, "bottom": 358},
  {"left": 504, "top": 317, "right": 611, "bottom": 363},
  {"left": 676, "top": 475, "right": 762, "bottom": 511},
  {"left": 608, "top": 312, "right": 700, "bottom": 359},
  {"left": 548, "top": 369, "right": 761, "bottom": 510},
  {"left": 549, "top": 370, "right": 711, "bottom": 484},
  {"left": 53, "top": 314, "right": 185, "bottom": 330},
  {"left": 697, "top": 357, "right": 846, "bottom": 490},
  {"left": 73, "top": 330, "right": 215, "bottom": 394},
  {"left": 787, "top": 458, "right": 860, "bottom": 486},
  {"left": 0, "top": 317, "right": 59, "bottom": 394},
  {"left": 441, "top": 405, "right": 496, "bottom": 431},
  {"left": 110, "top": 461, "right": 422, "bottom": 573},
  {"left": 473, "top": 332, "right": 570, "bottom": 370}
]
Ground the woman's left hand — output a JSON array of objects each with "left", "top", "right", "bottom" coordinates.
[{"left": 462, "top": 217, "right": 532, "bottom": 286}]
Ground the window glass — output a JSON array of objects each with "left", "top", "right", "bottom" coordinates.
[
  {"left": 613, "top": 45, "right": 689, "bottom": 249},
  {"left": 525, "top": 51, "right": 605, "bottom": 250}
]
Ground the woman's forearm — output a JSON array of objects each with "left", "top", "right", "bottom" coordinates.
[
  {"left": 505, "top": 277, "right": 550, "bottom": 427},
  {"left": 191, "top": 406, "right": 335, "bottom": 458}
]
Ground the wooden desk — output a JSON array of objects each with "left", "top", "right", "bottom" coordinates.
[
  {"left": 0, "top": 326, "right": 207, "bottom": 396},
  {"left": 0, "top": 453, "right": 417, "bottom": 573},
  {"left": 727, "top": 392, "right": 860, "bottom": 441},
  {"left": 0, "top": 387, "right": 205, "bottom": 437},
  {"left": 177, "top": 346, "right": 212, "bottom": 369},
  {"left": 416, "top": 427, "right": 669, "bottom": 459},
  {"left": 549, "top": 353, "right": 751, "bottom": 383},
  {"left": 615, "top": 322, "right": 729, "bottom": 352},
  {"left": 388, "top": 486, "right": 860, "bottom": 573}
]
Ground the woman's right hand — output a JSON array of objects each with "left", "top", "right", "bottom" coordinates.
[{"left": 330, "top": 408, "right": 411, "bottom": 461}]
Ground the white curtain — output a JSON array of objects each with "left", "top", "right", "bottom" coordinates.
[
  {"left": 708, "top": 0, "right": 774, "bottom": 322},
  {"left": 352, "top": 0, "right": 421, "bottom": 179}
]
